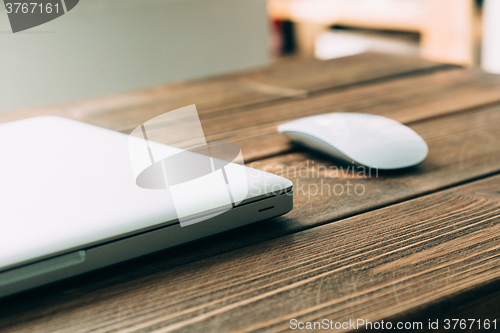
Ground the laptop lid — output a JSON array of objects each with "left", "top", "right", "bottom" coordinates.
[{"left": 0, "top": 116, "right": 291, "bottom": 271}]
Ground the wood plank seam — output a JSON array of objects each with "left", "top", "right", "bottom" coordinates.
[
  {"left": 283, "top": 64, "right": 459, "bottom": 99},
  {"left": 403, "top": 98, "right": 500, "bottom": 127},
  {"left": 236, "top": 64, "right": 459, "bottom": 105},
  {"left": 116, "top": 63, "right": 459, "bottom": 136}
]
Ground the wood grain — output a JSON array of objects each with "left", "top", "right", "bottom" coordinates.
[
  {"left": 2, "top": 174, "right": 499, "bottom": 332},
  {"left": 0, "top": 53, "right": 448, "bottom": 133},
  {"left": 0, "top": 53, "right": 498, "bottom": 332},
  {"left": 1, "top": 85, "right": 500, "bottom": 333},
  {"left": 198, "top": 68, "right": 500, "bottom": 162},
  {"left": 83, "top": 67, "right": 500, "bottom": 163}
]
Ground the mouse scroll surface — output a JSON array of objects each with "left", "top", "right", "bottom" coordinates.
[{"left": 277, "top": 113, "right": 428, "bottom": 170}]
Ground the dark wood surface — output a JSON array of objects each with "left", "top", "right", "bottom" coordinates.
[{"left": 1, "top": 53, "right": 500, "bottom": 332}]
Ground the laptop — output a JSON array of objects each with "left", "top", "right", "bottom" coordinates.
[{"left": 0, "top": 116, "right": 293, "bottom": 297}]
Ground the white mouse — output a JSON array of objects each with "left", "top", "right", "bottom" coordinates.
[{"left": 277, "top": 113, "right": 428, "bottom": 170}]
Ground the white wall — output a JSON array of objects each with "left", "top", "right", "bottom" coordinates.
[{"left": 0, "top": 0, "right": 270, "bottom": 113}]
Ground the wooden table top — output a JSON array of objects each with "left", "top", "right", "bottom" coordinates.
[{"left": 1, "top": 52, "right": 500, "bottom": 332}]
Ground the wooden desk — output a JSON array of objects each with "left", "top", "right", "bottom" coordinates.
[{"left": 1, "top": 53, "right": 500, "bottom": 332}]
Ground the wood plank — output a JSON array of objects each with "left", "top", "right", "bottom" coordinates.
[
  {"left": 1, "top": 93, "right": 500, "bottom": 332},
  {"left": 110, "top": 67, "right": 500, "bottom": 162},
  {"left": 200, "top": 68, "right": 500, "bottom": 162},
  {"left": 2, "top": 173, "right": 499, "bottom": 332},
  {"left": 0, "top": 53, "right": 447, "bottom": 132}
]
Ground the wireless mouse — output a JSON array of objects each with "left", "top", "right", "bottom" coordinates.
[{"left": 277, "top": 113, "right": 428, "bottom": 170}]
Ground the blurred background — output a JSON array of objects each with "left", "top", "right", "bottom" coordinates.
[{"left": 0, "top": 0, "right": 497, "bottom": 114}]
